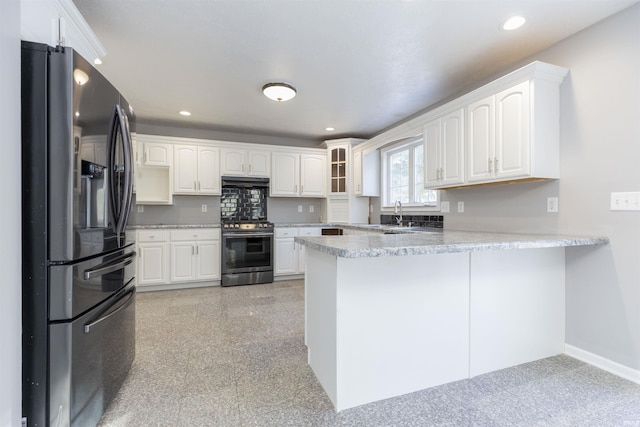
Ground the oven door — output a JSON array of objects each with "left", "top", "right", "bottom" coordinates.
[{"left": 222, "top": 232, "right": 273, "bottom": 274}]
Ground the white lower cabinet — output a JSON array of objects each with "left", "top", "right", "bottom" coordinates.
[
  {"left": 170, "top": 229, "right": 221, "bottom": 282},
  {"left": 136, "top": 230, "right": 170, "bottom": 286},
  {"left": 137, "top": 228, "right": 220, "bottom": 289},
  {"left": 274, "top": 227, "right": 322, "bottom": 276}
]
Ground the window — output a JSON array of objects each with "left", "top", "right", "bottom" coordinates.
[{"left": 381, "top": 138, "right": 438, "bottom": 208}]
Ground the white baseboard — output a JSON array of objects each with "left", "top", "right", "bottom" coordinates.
[
  {"left": 136, "top": 280, "right": 220, "bottom": 292},
  {"left": 565, "top": 344, "right": 640, "bottom": 385}
]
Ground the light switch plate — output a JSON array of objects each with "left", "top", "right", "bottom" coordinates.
[
  {"left": 547, "top": 197, "right": 558, "bottom": 213},
  {"left": 309, "top": 205, "right": 314, "bottom": 213},
  {"left": 458, "top": 201, "right": 465, "bottom": 213},
  {"left": 298, "top": 205, "right": 303, "bottom": 213},
  {"left": 137, "top": 205, "right": 144, "bottom": 213},
  {"left": 441, "top": 201, "right": 450, "bottom": 213},
  {"left": 611, "top": 192, "right": 640, "bottom": 211},
  {"left": 201, "top": 204, "right": 207, "bottom": 212}
]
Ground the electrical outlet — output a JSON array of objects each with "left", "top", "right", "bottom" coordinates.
[
  {"left": 611, "top": 192, "right": 640, "bottom": 211},
  {"left": 441, "top": 201, "right": 450, "bottom": 213},
  {"left": 309, "top": 205, "right": 314, "bottom": 213},
  {"left": 458, "top": 201, "right": 465, "bottom": 213},
  {"left": 201, "top": 204, "right": 207, "bottom": 212},
  {"left": 298, "top": 205, "right": 303, "bottom": 213},
  {"left": 547, "top": 197, "right": 558, "bottom": 213},
  {"left": 137, "top": 205, "right": 144, "bottom": 213}
]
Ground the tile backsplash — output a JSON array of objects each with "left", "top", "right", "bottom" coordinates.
[
  {"left": 220, "top": 187, "right": 267, "bottom": 221},
  {"left": 380, "top": 214, "right": 444, "bottom": 228}
]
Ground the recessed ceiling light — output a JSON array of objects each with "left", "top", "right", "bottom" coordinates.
[
  {"left": 179, "top": 111, "right": 191, "bottom": 116},
  {"left": 325, "top": 127, "right": 335, "bottom": 131},
  {"left": 94, "top": 58, "right": 102, "bottom": 65},
  {"left": 502, "top": 15, "right": 526, "bottom": 31}
]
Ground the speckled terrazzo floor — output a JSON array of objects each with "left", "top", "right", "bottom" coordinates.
[{"left": 98, "top": 279, "right": 640, "bottom": 427}]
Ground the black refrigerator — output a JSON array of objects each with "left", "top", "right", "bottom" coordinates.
[{"left": 21, "top": 41, "right": 136, "bottom": 427}]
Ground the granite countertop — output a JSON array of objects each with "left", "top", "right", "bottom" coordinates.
[
  {"left": 295, "top": 229, "right": 609, "bottom": 258},
  {"left": 128, "top": 224, "right": 220, "bottom": 230}
]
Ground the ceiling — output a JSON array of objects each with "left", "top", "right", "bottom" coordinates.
[{"left": 72, "top": 0, "right": 638, "bottom": 142}]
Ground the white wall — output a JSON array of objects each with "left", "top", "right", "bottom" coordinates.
[
  {"left": 1, "top": 0, "right": 23, "bottom": 425},
  {"left": 443, "top": 5, "right": 640, "bottom": 371}
]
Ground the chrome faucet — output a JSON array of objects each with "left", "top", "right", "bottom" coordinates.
[{"left": 394, "top": 200, "right": 403, "bottom": 226}]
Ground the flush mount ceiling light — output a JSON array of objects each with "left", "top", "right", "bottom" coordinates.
[
  {"left": 179, "top": 111, "right": 191, "bottom": 116},
  {"left": 262, "top": 82, "right": 297, "bottom": 102},
  {"left": 502, "top": 15, "right": 526, "bottom": 31}
]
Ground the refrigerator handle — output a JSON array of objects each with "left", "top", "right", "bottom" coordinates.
[
  {"left": 83, "top": 252, "right": 136, "bottom": 280},
  {"left": 117, "top": 106, "right": 134, "bottom": 237},
  {"left": 83, "top": 287, "right": 136, "bottom": 333},
  {"left": 106, "top": 106, "right": 120, "bottom": 233},
  {"left": 106, "top": 105, "right": 134, "bottom": 238}
]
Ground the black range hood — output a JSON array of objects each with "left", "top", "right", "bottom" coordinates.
[{"left": 221, "top": 176, "right": 269, "bottom": 188}]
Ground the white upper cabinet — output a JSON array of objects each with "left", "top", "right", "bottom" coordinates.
[
  {"left": 135, "top": 135, "right": 173, "bottom": 205},
  {"left": 495, "top": 83, "right": 531, "bottom": 179},
  {"left": 424, "top": 108, "right": 465, "bottom": 188},
  {"left": 271, "top": 152, "right": 299, "bottom": 196},
  {"left": 143, "top": 142, "right": 172, "bottom": 166},
  {"left": 360, "top": 61, "right": 567, "bottom": 190},
  {"left": 174, "top": 145, "right": 220, "bottom": 195},
  {"left": 300, "top": 154, "right": 327, "bottom": 197},
  {"left": 468, "top": 81, "right": 531, "bottom": 184},
  {"left": 271, "top": 151, "right": 326, "bottom": 197},
  {"left": 221, "top": 148, "right": 270, "bottom": 177},
  {"left": 325, "top": 139, "right": 369, "bottom": 223},
  {"left": 353, "top": 149, "right": 380, "bottom": 197}
]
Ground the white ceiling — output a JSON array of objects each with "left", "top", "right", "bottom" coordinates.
[{"left": 72, "top": 0, "right": 637, "bottom": 142}]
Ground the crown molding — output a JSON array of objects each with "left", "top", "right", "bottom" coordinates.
[{"left": 51, "top": 0, "right": 106, "bottom": 61}]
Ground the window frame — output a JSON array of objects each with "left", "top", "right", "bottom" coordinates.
[{"left": 380, "top": 137, "right": 440, "bottom": 211}]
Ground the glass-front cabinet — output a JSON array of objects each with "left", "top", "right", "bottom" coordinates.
[{"left": 330, "top": 146, "right": 347, "bottom": 193}]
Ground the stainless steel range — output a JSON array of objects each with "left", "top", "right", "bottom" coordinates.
[
  {"left": 221, "top": 221, "right": 274, "bottom": 286},
  {"left": 220, "top": 176, "right": 274, "bottom": 286}
]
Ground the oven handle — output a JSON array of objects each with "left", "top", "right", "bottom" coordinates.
[{"left": 222, "top": 232, "right": 274, "bottom": 238}]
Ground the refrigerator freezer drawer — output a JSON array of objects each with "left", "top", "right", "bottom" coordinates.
[
  {"left": 49, "top": 282, "right": 135, "bottom": 427},
  {"left": 49, "top": 244, "right": 136, "bottom": 321}
]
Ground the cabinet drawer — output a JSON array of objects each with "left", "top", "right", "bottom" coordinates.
[
  {"left": 298, "top": 227, "right": 322, "bottom": 237},
  {"left": 170, "top": 228, "right": 219, "bottom": 241},
  {"left": 275, "top": 228, "right": 299, "bottom": 238},
  {"left": 137, "top": 230, "right": 169, "bottom": 242}
]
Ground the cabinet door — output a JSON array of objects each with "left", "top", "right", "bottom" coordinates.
[
  {"left": 297, "top": 228, "right": 321, "bottom": 273},
  {"left": 300, "top": 154, "right": 326, "bottom": 197},
  {"left": 441, "top": 109, "right": 465, "bottom": 186},
  {"left": 353, "top": 151, "right": 363, "bottom": 195},
  {"left": 423, "top": 119, "right": 441, "bottom": 186},
  {"left": 274, "top": 238, "right": 298, "bottom": 275},
  {"left": 198, "top": 147, "right": 220, "bottom": 194},
  {"left": 145, "top": 143, "right": 171, "bottom": 166},
  {"left": 248, "top": 151, "right": 270, "bottom": 177},
  {"left": 221, "top": 149, "right": 246, "bottom": 176},
  {"left": 174, "top": 145, "right": 198, "bottom": 193},
  {"left": 329, "top": 147, "right": 347, "bottom": 194},
  {"left": 138, "top": 243, "right": 168, "bottom": 285},
  {"left": 171, "top": 242, "right": 196, "bottom": 282},
  {"left": 271, "top": 152, "right": 299, "bottom": 196},
  {"left": 196, "top": 240, "right": 220, "bottom": 280},
  {"left": 467, "top": 96, "right": 495, "bottom": 183},
  {"left": 495, "top": 81, "right": 530, "bottom": 179}
]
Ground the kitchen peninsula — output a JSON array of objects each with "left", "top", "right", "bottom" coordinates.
[{"left": 295, "top": 230, "right": 608, "bottom": 412}]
